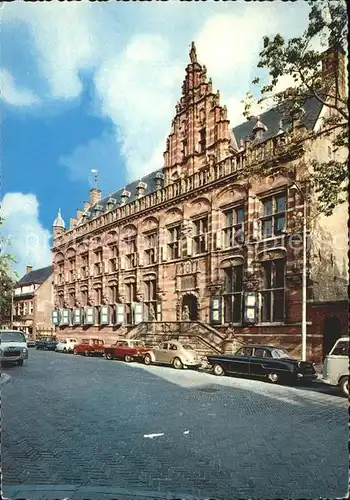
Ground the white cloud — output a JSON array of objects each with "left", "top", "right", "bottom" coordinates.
[
  {"left": 0, "top": 68, "right": 39, "bottom": 107},
  {"left": 1, "top": 193, "right": 51, "bottom": 276}
]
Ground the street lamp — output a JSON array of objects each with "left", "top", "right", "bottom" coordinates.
[{"left": 290, "top": 182, "right": 307, "bottom": 361}]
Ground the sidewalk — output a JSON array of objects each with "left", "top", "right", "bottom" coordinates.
[{"left": 0, "top": 373, "right": 11, "bottom": 386}]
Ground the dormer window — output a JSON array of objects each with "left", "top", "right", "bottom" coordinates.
[
  {"left": 106, "top": 197, "right": 116, "bottom": 211},
  {"left": 253, "top": 116, "right": 268, "bottom": 141},
  {"left": 155, "top": 172, "right": 164, "bottom": 190},
  {"left": 136, "top": 181, "right": 147, "bottom": 199},
  {"left": 120, "top": 189, "right": 131, "bottom": 206}
]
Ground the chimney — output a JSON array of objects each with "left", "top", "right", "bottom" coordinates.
[
  {"left": 89, "top": 188, "right": 102, "bottom": 206},
  {"left": 321, "top": 44, "right": 346, "bottom": 99},
  {"left": 26, "top": 265, "right": 33, "bottom": 274}
]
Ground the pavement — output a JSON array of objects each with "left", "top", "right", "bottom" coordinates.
[{"left": 0, "top": 349, "right": 348, "bottom": 500}]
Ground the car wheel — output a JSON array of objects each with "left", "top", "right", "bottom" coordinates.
[
  {"left": 267, "top": 372, "right": 280, "bottom": 383},
  {"left": 84, "top": 350, "right": 89, "bottom": 357},
  {"left": 144, "top": 354, "right": 152, "bottom": 365},
  {"left": 63, "top": 348, "right": 67, "bottom": 353},
  {"left": 73, "top": 349, "right": 78, "bottom": 355},
  {"left": 106, "top": 353, "right": 113, "bottom": 360},
  {"left": 36, "top": 346, "right": 39, "bottom": 350},
  {"left": 340, "top": 377, "right": 349, "bottom": 397},
  {"left": 17, "top": 359, "right": 24, "bottom": 366},
  {"left": 44, "top": 346, "right": 48, "bottom": 351},
  {"left": 213, "top": 363, "right": 225, "bottom": 376},
  {"left": 124, "top": 354, "right": 132, "bottom": 363},
  {"left": 173, "top": 357, "right": 183, "bottom": 370}
]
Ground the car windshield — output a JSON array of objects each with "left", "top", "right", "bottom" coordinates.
[
  {"left": 132, "top": 341, "right": 145, "bottom": 347},
  {"left": 0, "top": 331, "right": 26, "bottom": 343},
  {"left": 271, "top": 348, "right": 295, "bottom": 359}
]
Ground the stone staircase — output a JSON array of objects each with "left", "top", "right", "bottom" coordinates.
[{"left": 124, "top": 321, "right": 244, "bottom": 357}]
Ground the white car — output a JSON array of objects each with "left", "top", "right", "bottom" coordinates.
[
  {"left": 0, "top": 330, "right": 28, "bottom": 366},
  {"left": 55, "top": 338, "right": 78, "bottom": 353},
  {"left": 321, "top": 337, "right": 349, "bottom": 397}
]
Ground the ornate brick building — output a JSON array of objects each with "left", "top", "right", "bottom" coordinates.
[{"left": 51, "top": 43, "right": 348, "bottom": 362}]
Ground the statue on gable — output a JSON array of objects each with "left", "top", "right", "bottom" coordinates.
[{"left": 189, "top": 41, "right": 197, "bottom": 63}]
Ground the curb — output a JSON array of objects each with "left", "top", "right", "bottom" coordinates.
[{"left": 0, "top": 373, "right": 11, "bottom": 386}]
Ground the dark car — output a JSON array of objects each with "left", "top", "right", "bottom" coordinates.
[
  {"left": 207, "top": 345, "right": 317, "bottom": 384},
  {"left": 36, "top": 337, "right": 58, "bottom": 351}
]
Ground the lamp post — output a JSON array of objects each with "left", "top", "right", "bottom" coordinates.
[{"left": 290, "top": 182, "right": 307, "bottom": 361}]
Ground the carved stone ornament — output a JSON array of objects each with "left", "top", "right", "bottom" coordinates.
[
  {"left": 206, "top": 154, "right": 216, "bottom": 168},
  {"left": 189, "top": 41, "right": 197, "bottom": 64},
  {"left": 184, "top": 260, "right": 192, "bottom": 274},
  {"left": 75, "top": 298, "right": 82, "bottom": 307},
  {"left": 101, "top": 295, "right": 109, "bottom": 305},
  {"left": 182, "top": 305, "right": 190, "bottom": 321},
  {"left": 88, "top": 296, "right": 95, "bottom": 306},
  {"left": 148, "top": 303, "right": 156, "bottom": 321},
  {"left": 136, "top": 292, "right": 144, "bottom": 302},
  {"left": 181, "top": 220, "right": 193, "bottom": 237},
  {"left": 118, "top": 294, "right": 125, "bottom": 303}
]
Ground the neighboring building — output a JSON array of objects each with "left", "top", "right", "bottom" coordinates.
[
  {"left": 12, "top": 265, "right": 54, "bottom": 338},
  {"left": 51, "top": 43, "right": 348, "bottom": 363}
]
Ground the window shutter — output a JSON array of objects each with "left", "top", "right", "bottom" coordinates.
[
  {"left": 162, "top": 244, "right": 168, "bottom": 262},
  {"left": 52, "top": 310, "right": 59, "bottom": 326},
  {"left": 244, "top": 292, "right": 257, "bottom": 324},
  {"left": 115, "top": 303, "right": 125, "bottom": 325},
  {"left": 73, "top": 308, "right": 82, "bottom": 325},
  {"left": 215, "top": 231, "right": 222, "bottom": 250},
  {"left": 84, "top": 307, "right": 95, "bottom": 325},
  {"left": 100, "top": 305, "right": 110, "bottom": 325},
  {"left": 186, "top": 237, "right": 192, "bottom": 256},
  {"left": 210, "top": 296, "right": 222, "bottom": 324},
  {"left": 132, "top": 302, "right": 144, "bottom": 325},
  {"left": 156, "top": 302, "right": 162, "bottom": 322}
]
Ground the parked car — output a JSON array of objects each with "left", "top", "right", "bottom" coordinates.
[
  {"left": 144, "top": 340, "right": 202, "bottom": 369},
  {"left": 36, "top": 337, "right": 58, "bottom": 351},
  {"left": 26, "top": 338, "right": 36, "bottom": 348},
  {"left": 321, "top": 337, "right": 349, "bottom": 397},
  {"left": 105, "top": 339, "right": 149, "bottom": 362},
  {"left": 73, "top": 338, "right": 105, "bottom": 357},
  {"left": 56, "top": 338, "right": 78, "bottom": 353},
  {"left": 0, "top": 330, "right": 28, "bottom": 366},
  {"left": 207, "top": 345, "right": 317, "bottom": 384}
]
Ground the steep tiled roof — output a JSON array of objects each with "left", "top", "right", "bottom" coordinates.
[
  {"left": 16, "top": 266, "right": 52, "bottom": 287},
  {"left": 231, "top": 95, "right": 324, "bottom": 145}
]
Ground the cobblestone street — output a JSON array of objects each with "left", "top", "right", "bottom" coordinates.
[{"left": 1, "top": 350, "right": 348, "bottom": 500}]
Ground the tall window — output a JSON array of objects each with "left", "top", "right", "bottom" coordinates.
[
  {"left": 193, "top": 217, "right": 208, "bottom": 254},
  {"left": 261, "top": 193, "right": 286, "bottom": 238},
  {"left": 81, "top": 253, "right": 89, "bottom": 279},
  {"left": 94, "top": 249, "right": 103, "bottom": 276},
  {"left": 109, "top": 244, "right": 118, "bottom": 273},
  {"left": 182, "top": 138, "right": 188, "bottom": 158},
  {"left": 167, "top": 225, "right": 181, "bottom": 260},
  {"left": 260, "top": 259, "right": 285, "bottom": 322},
  {"left": 125, "top": 237, "right": 137, "bottom": 269},
  {"left": 94, "top": 288, "right": 102, "bottom": 306},
  {"left": 199, "top": 128, "right": 206, "bottom": 153},
  {"left": 223, "top": 206, "right": 245, "bottom": 248},
  {"left": 58, "top": 263, "right": 64, "bottom": 285},
  {"left": 109, "top": 285, "right": 118, "bottom": 303},
  {"left": 223, "top": 265, "right": 243, "bottom": 323},
  {"left": 29, "top": 301, "right": 34, "bottom": 315},
  {"left": 68, "top": 258, "right": 76, "bottom": 282},
  {"left": 125, "top": 282, "right": 136, "bottom": 324},
  {"left": 144, "top": 278, "right": 157, "bottom": 320},
  {"left": 81, "top": 290, "right": 88, "bottom": 307},
  {"left": 144, "top": 233, "right": 157, "bottom": 265}
]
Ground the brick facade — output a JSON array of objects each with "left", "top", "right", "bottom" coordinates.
[{"left": 51, "top": 44, "right": 348, "bottom": 363}]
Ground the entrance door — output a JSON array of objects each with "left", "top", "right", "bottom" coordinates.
[
  {"left": 182, "top": 294, "right": 198, "bottom": 321},
  {"left": 323, "top": 316, "right": 342, "bottom": 360}
]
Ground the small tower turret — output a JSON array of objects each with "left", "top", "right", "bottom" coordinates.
[{"left": 53, "top": 208, "right": 66, "bottom": 240}]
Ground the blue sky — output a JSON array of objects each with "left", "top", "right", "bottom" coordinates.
[{"left": 0, "top": 0, "right": 310, "bottom": 275}]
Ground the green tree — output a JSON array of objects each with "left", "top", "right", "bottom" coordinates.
[
  {"left": 0, "top": 216, "right": 17, "bottom": 326},
  {"left": 243, "top": 0, "right": 348, "bottom": 216}
]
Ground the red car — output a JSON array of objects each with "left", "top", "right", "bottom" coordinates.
[
  {"left": 105, "top": 339, "right": 149, "bottom": 363},
  {"left": 73, "top": 338, "right": 105, "bottom": 357}
]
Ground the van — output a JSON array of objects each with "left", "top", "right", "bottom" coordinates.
[
  {"left": 0, "top": 330, "right": 28, "bottom": 366},
  {"left": 322, "top": 337, "right": 349, "bottom": 397}
]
